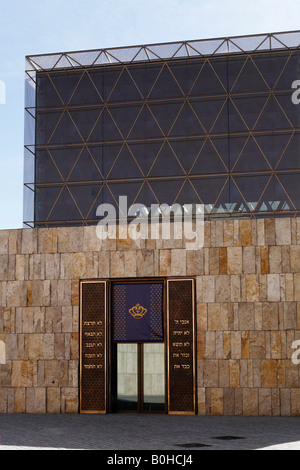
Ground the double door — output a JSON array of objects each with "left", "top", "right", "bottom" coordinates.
[{"left": 112, "top": 342, "right": 165, "bottom": 413}]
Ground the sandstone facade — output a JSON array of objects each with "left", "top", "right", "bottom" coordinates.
[{"left": 0, "top": 218, "right": 300, "bottom": 415}]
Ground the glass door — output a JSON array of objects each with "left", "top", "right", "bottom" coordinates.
[
  {"left": 143, "top": 343, "right": 165, "bottom": 411},
  {"left": 117, "top": 343, "right": 138, "bottom": 411},
  {"left": 114, "top": 343, "right": 165, "bottom": 413}
]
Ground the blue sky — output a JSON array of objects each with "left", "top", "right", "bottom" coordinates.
[{"left": 0, "top": 0, "right": 300, "bottom": 229}]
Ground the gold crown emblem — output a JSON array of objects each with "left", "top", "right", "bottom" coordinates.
[{"left": 129, "top": 303, "right": 147, "bottom": 319}]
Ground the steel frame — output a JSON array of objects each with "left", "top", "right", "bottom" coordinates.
[{"left": 24, "top": 31, "right": 300, "bottom": 227}]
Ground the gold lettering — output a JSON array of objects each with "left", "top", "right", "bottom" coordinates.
[
  {"left": 172, "top": 342, "right": 183, "bottom": 347},
  {"left": 180, "top": 353, "right": 190, "bottom": 358},
  {"left": 182, "top": 364, "right": 190, "bottom": 369},
  {"left": 85, "top": 332, "right": 102, "bottom": 337},
  {"left": 172, "top": 353, "right": 179, "bottom": 358},
  {"left": 174, "top": 364, "right": 180, "bottom": 369},
  {"left": 173, "top": 331, "right": 183, "bottom": 335}
]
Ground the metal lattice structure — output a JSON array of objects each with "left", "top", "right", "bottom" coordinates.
[{"left": 24, "top": 31, "right": 300, "bottom": 227}]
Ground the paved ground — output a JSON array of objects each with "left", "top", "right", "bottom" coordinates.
[{"left": 1, "top": 414, "right": 300, "bottom": 451}]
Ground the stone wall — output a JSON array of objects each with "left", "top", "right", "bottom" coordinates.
[{"left": 0, "top": 218, "right": 299, "bottom": 414}]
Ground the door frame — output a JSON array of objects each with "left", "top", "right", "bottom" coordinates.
[
  {"left": 108, "top": 277, "right": 167, "bottom": 414},
  {"left": 79, "top": 276, "right": 197, "bottom": 415}
]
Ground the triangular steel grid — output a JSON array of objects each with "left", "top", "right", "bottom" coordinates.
[
  {"left": 25, "top": 31, "right": 300, "bottom": 72},
  {"left": 25, "top": 41, "right": 300, "bottom": 226}
]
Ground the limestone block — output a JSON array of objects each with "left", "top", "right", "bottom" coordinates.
[
  {"left": 223, "top": 388, "right": 235, "bottom": 415},
  {"left": 239, "top": 220, "right": 252, "bottom": 246},
  {"left": 242, "top": 247, "right": 255, "bottom": 274},
  {"left": 259, "top": 389, "right": 272, "bottom": 416},
  {"left": 207, "top": 304, "right": 221, "bottom": 330},
  {"left": 58, "top": 227, "right": 83, "bottom": 253},
  {"left": 159, "top": 250, "right": 171, "bottom": 276},
  {"left": 70, "top": 333, "right": 79, "bottom": 360},
  {"left": 38, "top": 228, "right": 57, "bottom": 254},
  {"left": 281, "top": 246, "right": 290, "bottom": 273},
  {"left": 210, "top": 388, "right": 223, "bottom": 415},
  {"left": 285, "top": 361, "right": 299, "bottom": 387},
  {"left": 256, "top": 219, "right": 265, "bottom": 246},
  {"left": 6, "top": 281, "right": 28, "bottom": 307},
  {"left": 280, "top": 389, "right": 291, "bottom": 416},
  {"left": 246, "top": 274, "right": 259, "bottom": 302},
  {"left": 61, "top": 387, "right": 78, "bottom": 413},
  {"left": 62, "top": 306, "right": 73, "bottom": 333},
  {"left": 14, "top": 387, "right": 26, "bottom": 413},
  {"left": 291, "top": 389, "right": 300, "bottom": 416},
  {"left": 243, "top": 388, "right": 258, "bottom": 416},
  {"left": 227, "top": 247, "right": 242, "bottom": 274},
  {"left": 124, "top": 251, "right": 137, "bottom": 277},
  {"left": 22, "top": 307, "right": 34, "bottom": 333},
  {"left": 54, "top": 334, "right": 65, "bottom": 360},
  {"left": 262, "top": 302, "right": 279, "bottom": 330},
  {"left": 269, "top": 246, "right": 282, "bottom": 273},
  {"left": 215, "top": 275, "right": 231, "bottom": 302},
  {"left": 44, "top": 360, "right": 68, "bottom": 387},
  {"left": 61, "top": 253, "right": 86, "bottom": 279},
  {"left": 45, "top": 253, "right": 60, "bottom": 280},
  {"left": 238, "top": 303, "right": 255, "bottom": 330},
  {"left": 205, "top": 331, "right": 216, "bottom": 358},
  {"left": 21, "top": 229, "right": 37, "bottom": 255},
  {"left": 136, "top": 250, "right": 154, "bottom": 277},
  {"left": 283, "top": 302, "right": 297, "bottom": 329},
  {"left": 11, "top": 361, "right": 34, "bottom": 387},
  {"left": 203, "top": 360, "right": 218, "bottom": 387},
  {"left": 223, "top": 221, "right": 234, "bottom": 247},
  {"left": 98, "top": 251, "right": 110, "bottom": 278},
  {"left": 28, "top": 334, "right": 44, "bottom": 359},
  {"left": 31, "top": 280, "right": 51, "bottom": 307},
  {"left": 202, "top": 276, "right": 215, "bottom": 303},
  {"left": 260, "top": 246, "right": 269, "bottom": 274},
  {"left": 15, "top": 255, "right": 29, "bottom": 281},
  {"left": 83, "top": 226, "right": 103, "bottom": 252},
  {"left": 290, "top": 246, "right": 300, "bottom": 272},
  {"left": 294, "top": 273, "right": 300, "bottom": 301},
  {"left": 47, "top": 387, "right": 61, "bottom": 413},
  {"left": 265, "top": 219, "right": 275, "bottom": 245},
  {"left": 219, "top": 247, "right": 227, "bottom": 274},
  {"left": 215, "top": 221, "right": 223, "bottom": 247},
  {"left": 218, "top": 360, "right": 230, "bottom": 387},
  {"left": 241, "top": 332, "right": 250, "bottom": 359},
  {"left": 229, "top": 359, "right": 240, "bottom": 387},
  {"left": 110, "top": 251, "right": 125, "bottom": 277},
  {"left": 230, "top": 275, "right": 240, "bottom": 302},
  {"left": 249, "top": 331, "right": 266, "bottom": 358},
  {"left": 267, "top": 274, "right": 280, "bottom": 302},
  {"left": 275, "top": 218, "right": 291, "bottom": 245},
  {"left": 209, "top": 247, "right": 219, "bottom": 274},
  {"left": 0, "top": 230, "right": 9, "bottom": 254},
  {"left": 261, "top": 360, "right": 277, "bottom": 387},
  {"left": 197, "top": 388, "right": 206, "bottom": 415},
  {"left": 270, "top": 331, "right": 282, "bottom": 359},
  {"left": 231, "top": 332, "right": 242, "bottom": 359},
  {"left": 26, "top": 387, "right": 46, "bottom": 413}
]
